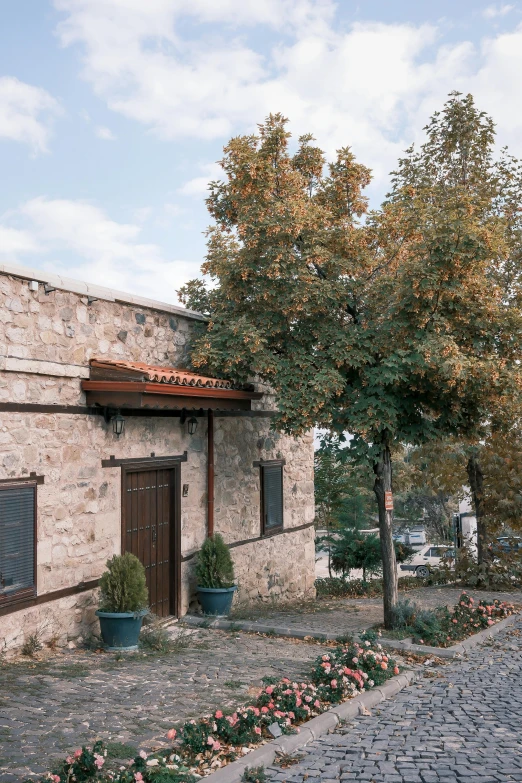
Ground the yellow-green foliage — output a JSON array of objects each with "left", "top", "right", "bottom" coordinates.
[
  {"left": 196, "top": 534, "right": 235, "bottom": 588},
  {"left": 99, "top": 553, "right": 148, "bottom": 613}
]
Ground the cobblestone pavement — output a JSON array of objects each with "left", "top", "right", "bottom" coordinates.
[
  {"left": 231, "top": 586, "right": 522, "bottom": 637},
  {"left": 1, "top": 588, "right": 521, "bottom": 782},
  {"left": 266, "top": 618, "right": 522, "bottom": 783},
  {"left": 0, "top": 627, "right": 328, "bottom": 782}
]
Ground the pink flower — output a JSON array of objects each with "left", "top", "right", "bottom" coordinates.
[
  {"left": 254, "top": 727, "right": 262, "bottom": 735},
  {"left": 305, "top": 695, "right": 312, "bottom": 703},
  {"left": 261, "top": 706, "right": 269, "bottom": 714},
  {"left": 393, "top": 666, "right": 400, "bottom": 675},
  {"left": 452, "top": 619, "right": 458, "bottom": 624},
  {"left": 212, "top": 741, "right": 221, "bottom": 751},
  {"left": 265, "top": 686, "right": 274, "bottom": 694},
  {"left": 380, "top": 663, "right": 388, "bottom": 671},
  {"left": 52, "top": 776, "right": 61, "bottom": 783},
  {"left": 66, "top": 757, "right": 73, "bottom": 765},
  {"left": 352, "top": 657, "right": 358, "bottom": 664},
  {"left": 207, "top": 736, "right": 215, "bottom": 745},
  {"left": 215, "top": 710, "right": 223, "bottom": 719},
  {"left": 74, "top": 750, "right": 82, "bottom": 759},
  {"left": 94, "top": 754, "right": 104, "bottom": 770},
  {"left": 167, "top": 729, "right": 177, "bottom": 740},
  {"left": 487, "top": 619, "right": 494, "bottom": 626},
  {"left": 331, "top": 679, "right": 338, "bottom": 688},
  {"left": 140, "top": 751, "right": 148, "bottom": 759},
  {"left": 314, "top": 699, "right": 321, "bottom": 708},
  {"left": 134, "top": 774, "right": 143, "bottom": 782}
]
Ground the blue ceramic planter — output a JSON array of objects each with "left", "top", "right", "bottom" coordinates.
[
  {"left": 96, "top": 609, "right": 147, "bottom": 650},
  {"left": 197, "top": 586, "right": 237, "bottom": 616}
]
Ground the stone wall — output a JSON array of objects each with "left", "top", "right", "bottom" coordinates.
[{"left": 0, "top": 271, "right": 315, "bottom": 654}]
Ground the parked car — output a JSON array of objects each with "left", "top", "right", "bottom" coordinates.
[
  {"left": 408, "top": 527, "right": 427, "bottom": 547},
  {"left": 490, "top": 536, "right": 522, "bottom": 556},
  {"left": 399, "top": 544, "right": 455, "bottom": 578}
]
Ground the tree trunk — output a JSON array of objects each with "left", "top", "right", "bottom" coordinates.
[
  {"left": 373, "top": 436, "right": 398, "bottom": 629},
  {"left": 466, "top": 455, "right": 487, "bottom": 564}
]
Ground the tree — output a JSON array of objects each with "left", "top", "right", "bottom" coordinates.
[{"left": 180, "top": 96, "right": 522, "bottom": 628}]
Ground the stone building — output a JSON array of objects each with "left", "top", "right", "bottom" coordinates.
[{"left": 0, "top": 262, "right": 315, "bottom": 653}]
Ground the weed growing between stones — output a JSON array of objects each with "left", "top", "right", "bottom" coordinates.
[{"left": 241, "top": 765, "right": 267, "bottom": 782}]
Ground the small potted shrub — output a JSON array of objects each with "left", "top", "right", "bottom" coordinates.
[
  {"left": 196, "top": 533, "right": 237, "bottom": 616},
  {"left": 96, "top": 553, "right": 149, "bottom": 650}
]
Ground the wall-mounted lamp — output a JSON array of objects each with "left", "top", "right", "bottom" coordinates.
[
  {"left": 111, "top": 413, "right": 125, "bottom": 437},
  {"left": 104, "top": 407, "right": 125, "bottom": 437},
  {"left": 187, "top": 416, "right": 198, "bottom": 436}
]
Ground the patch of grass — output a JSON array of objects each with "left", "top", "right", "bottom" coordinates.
[
  {"left": 50, "top": 664, "right": 90, "bottom": 678},
  {"left": 140, "top": 618, "right": 193, "bottom": 655},
  {"left": 224, "top": 680, "right": 244, "bottom": 689},
  {"left": 105, "top": 742, "right": 138, "bottom": 760}
]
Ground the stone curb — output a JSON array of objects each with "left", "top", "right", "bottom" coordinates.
[
  {"left": 182, "top": 611, "right": 518, "bottom": 660},
  {"left": 200, "top": 670, "right": 417, "bottom": 783},
  {"left": 180, "top": 615, "right": 330, "bottom": 641}
]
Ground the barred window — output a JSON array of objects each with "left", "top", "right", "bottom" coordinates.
[{"left": 0, "top": 483, "right": 36, "bottom": 603}]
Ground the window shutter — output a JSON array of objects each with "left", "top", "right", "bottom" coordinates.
[
  {"left": 0, "top": 486, "right": 35, "bottom": 597},
  {"left": 263, "top": 465, "right": 283, "bottom": 532}
]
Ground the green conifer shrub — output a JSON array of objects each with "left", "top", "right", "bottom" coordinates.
[
  {"left": 195, "top": 534, "right": 235, "bottom": 588},
  {"left": 98, "top": 553, "right": 149, "bottom": 613}
]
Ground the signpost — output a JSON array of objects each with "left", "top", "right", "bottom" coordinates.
[{"left": 385, "top": 491, "right": 393, "bottom": 511}]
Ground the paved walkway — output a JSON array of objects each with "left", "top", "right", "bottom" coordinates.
[
  {"left": 0, "top": 627, "right": 328, "bottom": 782},
  {"left": 266, "top": 618, "right": 522, "bottom": 783},
  {"left": 231, "top": 586, "right": 522, "bottom": 638},
  {"left": 1, "top": 587, "right": 520, "bottom": 782}
]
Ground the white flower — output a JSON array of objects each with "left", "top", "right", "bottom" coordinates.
[{"left": 146, "top": 759, "right": 159, "bottom": 767}]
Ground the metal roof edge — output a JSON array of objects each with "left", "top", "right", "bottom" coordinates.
[{"left": 0, "top": 261, "right": 207, "bottom": 322}]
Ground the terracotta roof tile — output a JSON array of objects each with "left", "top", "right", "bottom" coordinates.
[{"left": 89, "top": 358, "right": 243, "bottom": 389}]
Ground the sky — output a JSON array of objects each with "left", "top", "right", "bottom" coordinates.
[{"left": 1, "top": 0, "right": 522, "bottom": 305}]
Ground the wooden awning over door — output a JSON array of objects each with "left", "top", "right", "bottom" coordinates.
[{"left": 81, "top": 358, "right": 262, "bottom": 412}]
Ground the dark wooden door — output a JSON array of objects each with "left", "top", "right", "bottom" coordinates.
[{"left": 122, "top": 467, "right": 175, "bottom": 617}]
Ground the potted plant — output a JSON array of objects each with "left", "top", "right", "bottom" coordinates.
[
  {"left": 196, "top": 533, "right": 237, "bottom": 616},
  {"left": 95, "top": 553, "right": 149, "bottom": 650}
]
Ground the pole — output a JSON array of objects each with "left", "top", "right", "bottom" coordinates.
[{"left": 207, "top": 409, "right": 214, "bottom": 537}]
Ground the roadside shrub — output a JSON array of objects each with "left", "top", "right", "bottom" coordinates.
[
  {"left": 385, "top": 592, "right": 515, "bottom": 647},
  {"left": 195, "top": 534, "right": 235, "bottom": 588},
  {"left": 98, "top": 553, "right": 148, "bottom": 613}
]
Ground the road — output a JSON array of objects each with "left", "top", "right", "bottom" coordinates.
[{"left": 267, "top": 619, "right": 522, "bottom": 783}]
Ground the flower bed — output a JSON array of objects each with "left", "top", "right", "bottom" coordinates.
[
  {"left": 389, "top": 592, "right": 515, "bottom": 648},
  {"left": 31, "top": 633, "right": 399, "bottom": 783}
]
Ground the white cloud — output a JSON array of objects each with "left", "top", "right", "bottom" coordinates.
[
  {"left": 0, "top": 198, "right": 198, "bottom": 302},
  {"left": 95, "top": 125, "right": 116, "bottom": 140},
  {"left": 51, "top": 0, "right": 522, "bottom": 193},
  {"left": 178, "top": 163, "right": 222, "bottom": 196},
  {"left": 0, "top": 77, "right": 61, "bottom": 153},
  {"left": 0, "top": 226, "right": 39, "bottom": 255},
  {"left": 483, "top": 4, "right": 514, "bottom": 19}
]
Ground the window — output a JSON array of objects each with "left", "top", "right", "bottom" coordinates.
[
  {"left": 0, "top": 482, "right": 36, "bottom": 604},
  {"left": 258, "top": 461, "right": 284, "bottom": 535}
]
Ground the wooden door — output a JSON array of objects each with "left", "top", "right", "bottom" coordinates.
[{"left": 122, "top": 467, "right": 175, "bottom": 617}]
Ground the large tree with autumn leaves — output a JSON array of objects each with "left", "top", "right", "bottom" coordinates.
[{"left": 180, "top": 94, "right": 522, "bottom": 628}]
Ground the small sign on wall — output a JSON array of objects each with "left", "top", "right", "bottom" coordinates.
[{"left": 385, "top": 491, "right": 393, "bottom": 511}]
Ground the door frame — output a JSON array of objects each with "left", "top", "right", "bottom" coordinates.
[{"left": 120, "top": 458, "right": 182, "bottom": 617}]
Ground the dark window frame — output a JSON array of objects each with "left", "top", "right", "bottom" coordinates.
[
  {"left": 0, "top": 479, "right": 38, "bottom": 609},
  {"left": 254, "top": 459, "right": 285, "bottom": 537}
]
